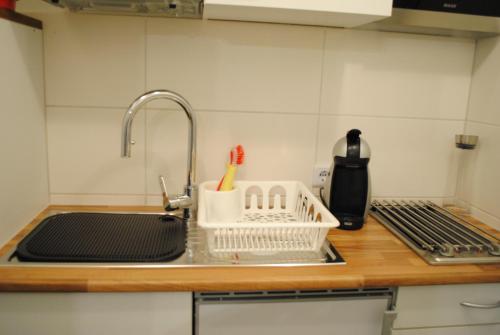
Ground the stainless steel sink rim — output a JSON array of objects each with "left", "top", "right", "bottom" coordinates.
[{"left": 0, "top": 209, "right": 345, "bottom": 268}]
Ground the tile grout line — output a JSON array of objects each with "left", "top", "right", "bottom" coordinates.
[
  {"left": 143, "top": 17, "right": 148, "bottom": 205},
  {"left": 44, "top": 104, "right": 468, "bottom": 122},
  {"left": 50, "top": 194, "right": 459, "bottom": 202},
  {"left": 372, "top": 196, "right": 453, "bottom": 199},
  {"left": 453, "top": 38, "right": 478, "bottom": 206},
  {"left": 40, "top": 24, "right": 53, "bottom": 203},
  {"left": 316, "top": 114, "right": 465, "bottom": 122},
  {"left": 312, "top": 29, "right": 327, "bottom": 167},
  {"left": 46, "top": 104, "right": 129, "bottom": 109},
  {"left": 463, "top": 39, "right": 478, "bottom": 134},
  {"left": 187, "top": 111, "right": 466, "bottom": 123},
  {"left": 455, "top": 198, "right": 500, "bottom": 222},
  {"left": 466, "top": 119, "right": 500, "bottom": 128},
  {"left": 51, "top": 193, "right": 149, "bottom": 196}
]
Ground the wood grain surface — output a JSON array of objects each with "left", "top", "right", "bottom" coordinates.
[{"left": 0, "top": 205, "right": 498, "bottom": 292}]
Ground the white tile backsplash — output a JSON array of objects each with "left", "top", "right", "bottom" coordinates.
[
  {"left": 468, "top": 205, "right": 500, "bottom": 231},
  {"left": 46, "top": 107, "right": 146, "bottom": 196},
  {"left": 195, "top": 111, "right": 318, "bottom": 186},
  {"left": 16, "top": 10, "right": 479, "bottom": 207},
  {"left": 50, "top": 194, "right": 147, "bottom": 206},
  {"left": 468, "top": 36, "right": 500, "bottom": 126},
  {"left": 0, "top": 20, "right": 49, "bottom": 245},
  {"left": 44, "top": 13, "right": 146, "bottom": 107},
  {"left": 146, "top": 19, "right": 324, "bottom": 113},
  {"left": 458, "top": 122, "right": 500, "bottom": 222},
  {"left": 316, "top": 115, "right": 463, "bottom": 198},
  {"left": 146, "top": 108, "right": 189, "bottom": 197},
  {"left": 457, "top": 36, "right": 500, "bottom": 227},
  {"left": 145, "top": 109, "right": 318, "bottom": 203},
  {"left": 321, "top": 30, "right": 474, "bottom": 119}
]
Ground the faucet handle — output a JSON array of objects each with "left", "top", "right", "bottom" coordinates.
[
  {"left": 159, "top": 175, "right": 171, "bottom": 210},
  {"left": 159, "top": 175, "right": 193, "bottom": 212}
]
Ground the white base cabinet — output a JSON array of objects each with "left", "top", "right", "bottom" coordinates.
[
  {"left": 392, "top": 284, "right": 500, "bottom": 335},
  {"left": 0, "top": 292, "right": 192, "bottom": 335},
  {"left": 393, "top": 324, "right": 500, "bottom": 335},
  {"left": 394, "top": 283, "right": 500, "bottom": 328}
]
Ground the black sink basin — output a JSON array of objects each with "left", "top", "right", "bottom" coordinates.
[{"left": 15, "top": 213, "right": 186, "bottom": 262}]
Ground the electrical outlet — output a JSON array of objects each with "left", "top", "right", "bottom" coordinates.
[{"left": 312, "top": 165, "right": 330, "bottom": 187}]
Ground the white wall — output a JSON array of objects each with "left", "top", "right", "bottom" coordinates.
[
  {"left": 19, "top": 2, "right": 475, "bottom": 207},
  {"left": 457, "top": 36, "right": 500, "bottom": 230},
  {"left": 0, "top": 18, "right": 49, "bottom": 246}
]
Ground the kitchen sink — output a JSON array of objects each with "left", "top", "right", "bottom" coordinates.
[
  {"left": 0, "top": 209, "right": 345, "bottom": 268},
  {"left": 15, "top": 212, "right": 187, "bottom": 263}
]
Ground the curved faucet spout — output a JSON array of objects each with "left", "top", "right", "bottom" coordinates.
[{"left": 121, "top": 90, "right": 197, "bottom": 190}]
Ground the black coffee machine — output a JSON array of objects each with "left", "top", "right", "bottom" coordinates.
[{"left": 322, "top": 129, "right": 371, "bottom": 230}]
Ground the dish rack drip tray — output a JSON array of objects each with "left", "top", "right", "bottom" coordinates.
[{"left": 15, "top": 213, "right": 186, "bottom": 262}]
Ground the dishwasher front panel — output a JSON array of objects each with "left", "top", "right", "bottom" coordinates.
[{"left": 195, "top": 289, "right": 395, "bottom": 335}]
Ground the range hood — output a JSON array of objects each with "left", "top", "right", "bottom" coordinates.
[
  {"left": 43, "top": 0, "right": 203, "bottom": 18},
  {"left": 360, "top": 1, "right": 500, "bottom": 39}
]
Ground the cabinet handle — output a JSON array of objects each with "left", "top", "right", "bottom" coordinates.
[
  {"left": 381, "top": 310, "right": 397, "bottom": 335},
  {"left": 460, "top": 301, "right": 500, "bottom": 309}
]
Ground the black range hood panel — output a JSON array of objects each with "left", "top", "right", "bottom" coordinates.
[{"left": 394, "top": 0, "right": 500, "bottom": 18}]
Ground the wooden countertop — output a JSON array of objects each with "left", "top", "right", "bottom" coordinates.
[{"left": 0, "top": 205, "right": 499, "bottom": 292}]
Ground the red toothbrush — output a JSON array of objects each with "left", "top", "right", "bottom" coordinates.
[{"left": 217, "top": 145, "right": 245, "bottom": 191}]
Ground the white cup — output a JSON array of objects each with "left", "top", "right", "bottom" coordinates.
[{"left": 204, "top": 186, "right": 242, "bottom": 223}]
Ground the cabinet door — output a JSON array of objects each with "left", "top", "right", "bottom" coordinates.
[
  {"left": 203, "top": 0, "right": 392, "bottom": 28},
  {"left": 394, "top": 283, "right": 500, "bottom": 328},
  {"left": 0, "top": 292, "right": 192, "bottom": 335},
  {"left": 198, "top": 297, "right": 389, "bottom": 335},
  {"left": 393, "top": 324, "right": 500, "bottom": 335}
]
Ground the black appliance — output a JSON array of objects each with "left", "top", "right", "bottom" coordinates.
[
  {"left": 393, "top": 0, "right": 500, "bottom": 18},
  {"left": 322, "top": 129, "right": 371, "bottom": 230}
]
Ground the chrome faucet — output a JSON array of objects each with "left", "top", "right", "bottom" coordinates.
[{"left": 121, "top": 90, "right": 197, "bottom": 219}]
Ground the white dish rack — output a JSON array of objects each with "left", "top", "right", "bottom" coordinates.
[{"left": 198, "top": 181, "right": 339, "bottom": 254}]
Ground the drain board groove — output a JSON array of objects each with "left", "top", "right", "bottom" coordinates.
[{"left": 16, "top": 213, "right": 186, "bottom": 262}]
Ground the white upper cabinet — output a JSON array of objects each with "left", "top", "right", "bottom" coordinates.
[{"left": 203, "top": 0, "right": 393, "bottom": 28}]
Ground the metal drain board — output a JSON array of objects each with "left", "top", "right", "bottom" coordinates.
[{"left": 370, "top": 200, "right": 500, "bottom": 265}]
